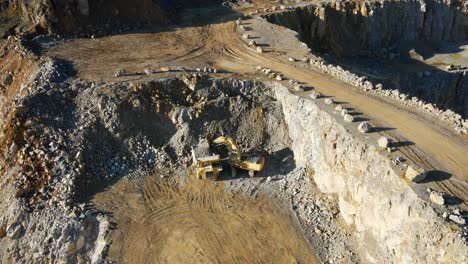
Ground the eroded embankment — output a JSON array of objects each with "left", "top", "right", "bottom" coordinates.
[
  {"left": 265, "top": 0, "right": 468, "bottom": 117},
  {"left": 272, "top": 83, "right": 467, "bottom": 263}
]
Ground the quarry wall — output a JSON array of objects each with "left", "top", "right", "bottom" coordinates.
[{"left": 273, "top": 83, "right": 467, "bottom": 263}]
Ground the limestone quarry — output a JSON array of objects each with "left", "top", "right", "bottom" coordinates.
[{"left": 0, "top": 0, "right": 467, "bottom": 263}]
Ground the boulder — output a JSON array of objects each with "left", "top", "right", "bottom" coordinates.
[
  {"left": 324, "top": 98, "right": 333, "bottom": 105},
  {"left": 249, "top": 40, "right": 256, "bottom": 46},
  {"left": 309, "top": 91, "right": 321, "bottom": 99},
  {"left": 256, "top": 47, "right": 263, "bottom": 53},
  {"left": 358, "top": 122, "right": 370, "bottom": 133},
  {"left": 449, "top": 214, "right": 466, "bottom": 225},
  {"left": 341, "top": 109, "right": 349, "bottom": 116},
  {"left": 378, "top": 136, "right": 389, "bottom": 148},
  {"left": 144, "top": 67, "right": 153, "bottom": 75},
  {"left": 335, "top": 105, "right": 343, "bottom": 111},
  {"left": 288, "top": 57, "right": 295, "bottom": 62},
  {"left": 294, "top": 84, "right": 303, "bottom": 91},
  {"left": 242, "top": 33, "right": 249, "bottom": 39},
  {"left": 405, "top": 165, "right": 427, "bottom": 183},
  {"left": 275, "top": 74, "right": 283, "bottom": 81},
  {"left": 160, "top": 66, "right": 170, "bottom": 72},
  {"left": 343, "top": 114, "right": 354, "bottom": 122},
  {"left": 429, "top": 191, "right": 445, "bottom": 205}
]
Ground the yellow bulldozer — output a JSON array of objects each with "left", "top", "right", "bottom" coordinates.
[{"left": 192, "top": 136, "right": 265, "bottom": 180}]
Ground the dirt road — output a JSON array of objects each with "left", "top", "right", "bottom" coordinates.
[
  {"left": 47, "top": 5, "right": 467, "bottom": 206},
  {"left": 92, "top": 176, "right": 319, "bottom": 264},
  {"left": 209, "top": 22, "right": 468, "bottom": 203}
]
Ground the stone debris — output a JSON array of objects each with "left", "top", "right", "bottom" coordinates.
[
  {"left": 309, "top": 91, "right": 321, "bottom": 99},
  {"left": 305, "top": 57, "right": 467, "bottom": 134},
  {"left": 449, "top": 215, "right": 466, "bottom": 225},
  {"left": 429, "top": 191, "right": 445, "bottom": 206},
  {"left": 377, "top": 136, "right": 389, "bottom": 149},
  {"left": 114, "top": 68, "right": 125, "bottom": 77},
  {"left": 343, "top": 114, "right": 354, "bottom": 122},
  {"left": 144, "top": 67, "right": 153, "bottom": 75},
  {"left": 405, "top": 165, "right": 427, "bottom": 183},
  {"left": 160, "top": 66, "right": 170, "bottom": 72},
  {"left": 357, "top": 122, "right": 370, "bottom": 133},
  {"left": 294, "top": 84, "right": 304, "bottom": 91}
]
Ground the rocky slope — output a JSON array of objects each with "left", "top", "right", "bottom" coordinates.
[
  {"left": 273, "top": 83, "right": 467, "bottom": 263},
  {"left": 0, "top": 0, "right": 223, "bottom": 36},
  {"left": 265, "top": 0, "right": 468, "bottom": 117}
]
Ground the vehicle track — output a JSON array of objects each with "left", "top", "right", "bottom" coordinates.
[{"left": 93, "top": 177, "right": 320, "bottom": 264}]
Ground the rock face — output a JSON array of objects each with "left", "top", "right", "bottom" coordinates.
[
  {"left": 265, "top": 0, "right": 467, "bottom": 56},
  {"left": 0, "top": 0, "right": 223, "bottom": 34},
  {"left": 265, "top": 0, "right": 468, "bottom": 118},
  {"left": 273, "top": 83, "right": 467, "bottom": 263}
]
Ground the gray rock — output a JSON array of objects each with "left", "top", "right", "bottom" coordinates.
[
  {"left": 405, "top": 165, "right": 427, "bottom": 183},
  {"left": 357, "top": 122, "right": 370, "bottom": 133}
]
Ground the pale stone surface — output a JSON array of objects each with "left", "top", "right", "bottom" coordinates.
[
  {"left": 343, "top": 114, "right": 354, "bottom": 122},
  {"left": 429, "top": 191, "right": 445, "bottom": 205},
  {"left": 378, "top": 136, "right": 389, "bottom": 148},
  {"left": 449, "top": 214, "right": 465, "bottom": 225},
  {"left": 405, "top": 165, "right": 427, "bottom": 182},
  {"left": 358, "top": 122, "right": 370, "bottom": 133},
  {"left": 272, "top": 84, "right": 468, "bottom": 263}
]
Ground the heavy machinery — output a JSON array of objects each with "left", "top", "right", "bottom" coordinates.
[
  {"left": 191, "top": 148, "right": 223, "bottom": 180},
  {"left": 192, "top": 136, "right": 265, "bottom": 179},
  {"left": 211, "top": 136, "right": 265, "bottom": 177}
]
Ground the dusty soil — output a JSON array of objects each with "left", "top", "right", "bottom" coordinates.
[{"left": 93, "top": 175, "right": 320, "bottom": 264}]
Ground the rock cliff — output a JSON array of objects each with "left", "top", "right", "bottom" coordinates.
[{"left": 265, "top": 0, "right": 467, "bottom": 56}]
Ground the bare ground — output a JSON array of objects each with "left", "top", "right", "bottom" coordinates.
[
  {"left": 46, "top": 15, "right": 468, "bottom": 206},
  {"left": 92, "top": 175, "right": 319, "bottom": 264}
]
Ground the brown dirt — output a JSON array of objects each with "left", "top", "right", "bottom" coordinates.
[{"left": 92, "top": 176, "right": 320, "bottom": 264}]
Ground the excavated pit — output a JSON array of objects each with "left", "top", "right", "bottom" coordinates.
[
  {"left": 1, "top": 56, "right": 467, "bottom": 262},
  {"left": 265, "top": 0, "right": 468, "bottom": 117}
]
